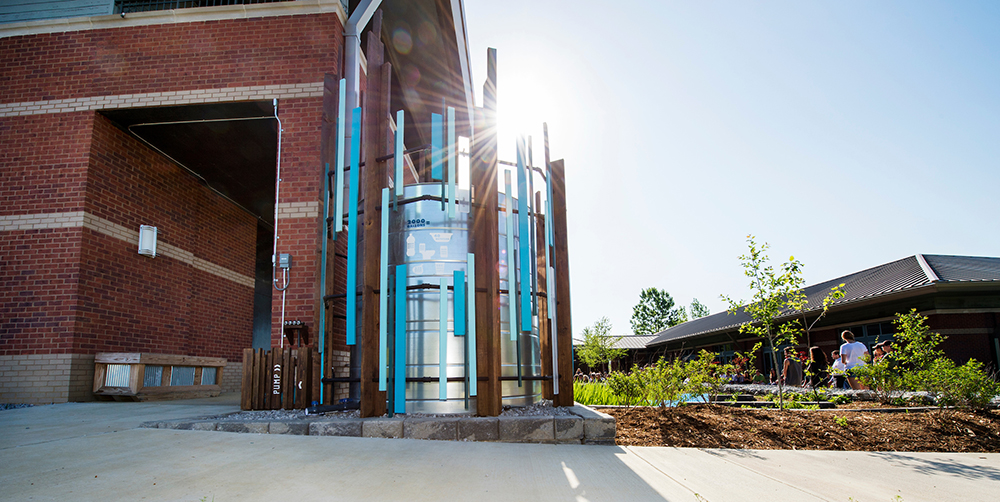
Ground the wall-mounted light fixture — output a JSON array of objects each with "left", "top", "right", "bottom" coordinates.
[{"left": 138, "top": 225, "right": 157, "bottom": 257}]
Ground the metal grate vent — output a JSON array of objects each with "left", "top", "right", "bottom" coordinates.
[
  {"left": 144, "top": 365, "right": 164, "bottom": 387},
  {"left": 106, "top": 364, "right": 131, "bottom": 387},
  {"left": 170, "top": 366, "right": 196, "bottom": 386},
  {"left": 201, "top": 366, "right": 217, "bottom": 385}
]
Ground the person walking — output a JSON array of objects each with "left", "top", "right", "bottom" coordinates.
[
  {"left": 840, "top": 330, "right": 869, "bottom": 390},
  {"left": 781, "top": 347, "right": 803, "bottom": 387},
  {"left": 805, "top": 346, "right": 830, "bottom": 388}
]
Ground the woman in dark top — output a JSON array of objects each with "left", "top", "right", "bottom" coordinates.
[{"left": 805, "top": 346, "right": 830, "bottom": 388}]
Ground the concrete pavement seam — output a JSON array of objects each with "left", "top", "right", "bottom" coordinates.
[{"left": 622, "top": 446, "right": 712, "bottom": 501}]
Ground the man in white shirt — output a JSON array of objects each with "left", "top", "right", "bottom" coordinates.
[{"left": 840, "top": 330, "right": 869, "bottom": 390}]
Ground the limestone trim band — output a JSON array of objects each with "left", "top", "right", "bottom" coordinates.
[
  {"left": 0, "top": 83, "right": 324, "bottom": 118},
  {"left": 0, "top": 211, "right": 254, "bottom": 288},
  {"left": 276, "top": 201, "right": 321, "bottom": 220}
]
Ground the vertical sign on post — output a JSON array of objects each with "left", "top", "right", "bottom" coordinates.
[
  {"left": 335, "top": 80, "right": 346, "bottom": 233},
  {"left": 394, "top": 110, "right": 405, "bottom": 207},
  {"left": 447, "top": 106, "right": 457, "bottom": 219},
  {"left": 516, "top": 137, "right": 532, "bottom": 333},
  {"left": 394, "top": 264, "right": 407, "bottom": 414},
  {"left": 466, "top": 253, "right": 477, "bottom": 396},
  {"left": 431, "top": 113, "right": 443, "bottom": 181},
  {"left": 378, "top": 188, "right": 389, "bottom": 391},
  {"left": 346, "top": 107, "right": 362, "bottom": 345},
  {"left": 439, "top": 277, "right": 448, "bottom": 401},
  {"left": 504, "top": 170, "right": 517, "bottom": 342}
]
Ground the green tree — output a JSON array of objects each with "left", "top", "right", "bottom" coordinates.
[
  {"left": 631, "top": 287, "right": 687, "bottom": 335},
  {"left": 721, "top": 235, "right": 842, "bottom": 409},
  {"left": 576, "top": 317, "right": 626, "bottom": 373},
  {"left": 689, "top": 298, "right": 710, "bottom": 319}
]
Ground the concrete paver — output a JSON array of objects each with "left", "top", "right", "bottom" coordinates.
[{"left": 2, "top": 396, "right": 998, "bottom": 501}]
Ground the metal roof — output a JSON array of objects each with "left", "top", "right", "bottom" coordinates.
[{"left": 647, "top": 254, "right": 1000, "bottom": 347}]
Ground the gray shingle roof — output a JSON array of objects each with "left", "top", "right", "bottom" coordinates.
[{"left": 647, "top": 254, "right": 1000, "bottom": 347}]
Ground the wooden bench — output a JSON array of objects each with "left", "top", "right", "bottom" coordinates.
[{"left": 93, "top": 353, "right": 227, "bottom": 401}]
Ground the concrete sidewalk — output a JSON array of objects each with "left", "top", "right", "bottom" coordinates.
[{"left": 2, "top": 396, "right": 998, "bottom": 501}]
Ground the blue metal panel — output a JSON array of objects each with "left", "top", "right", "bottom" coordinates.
[
  {"left": 447, "top": 107, "right": 456, "bottom": 218},
  {"left": 504, "top": 170, "right": 517, "bottom": 342},
  {"left": 394, "top": 264, "right": 407, "bottom": 414},
  {"left": 346, "top": 107, "right": 362, "bottom": 345},
  {"left": 466, "top": 253, "right": 477, "bottom": 396},
  {"left": 394, "top": 109, "right": 405, "bottom": 199},
  {"left": 378, "top": 188, "right": 389, "bottom": 391},
  {"left": 454, "top": 270, "right": 465, "bottom": 336},
  {"left": 335, "top": 80, "right": 346, "bottom": 233},
  {"left": 439, "top": 277, "right": 448, "bottom": 401},
  {"left": 430, "top": 113, "right": 443, "bottom": 181},
  {"left": 0, "top": 0, "right": 111, "bottom": 24},
  {"left": 516, "top": 137, "right": 532, "bottom": 333}
]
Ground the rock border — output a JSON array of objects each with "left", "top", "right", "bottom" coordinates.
[{"left": 140, "top": 404, "right": 616, "bottom": 445}]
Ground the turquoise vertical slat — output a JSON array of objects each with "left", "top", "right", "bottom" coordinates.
[
  {"left": 439, "top": 277, "right": 448, "bottom": 401},
  {"left": 466, "top": 253, "right": 477, "bottom": 396},
  {"left": 346, "top": 106, "right": 361, "bottom": 345},
  {"left": 430, "top": 113, "right": 443, "bottom": 181},
  {"left": 394, "top": 109, "right": 405, "bottom": 198},
  {"left": 544, "top": 155, "right": 558, "bottom": 394},
  {"left": 454, "top": 270, "right": 465, "bottom": 336},
  {"left": 335, "top": 79, "right": 346, "bottom": 233},
  {"left": 394, "top": 264, "right": 407, "bottom": 414},
  {"left": 378, "top": 188, "right": 389, "bottom": 391},
  {"left": 504, "top": 170, "right": 517, "bottom": 342},
  {"left": 516, "top": 137, "right": 532, "bottom": 333},
  {"left": 447, "top": 106, "right": 456, "bottom": 218}
]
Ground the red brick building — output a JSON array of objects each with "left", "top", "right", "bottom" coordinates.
[{"left": 0, "top": 0, "right": 484, "bottom": 404}]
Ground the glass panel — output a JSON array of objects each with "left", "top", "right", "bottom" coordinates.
[
  {"left": 201, "top": 367, "right": 217, "bottom": 385},
  {"left": 106, "top": 364, "right": 131, "bottom": 387},
  {"left": 170, "top": 366, "right": 196, "bottom": 386},
  {"left": 143, "top": 366, "right": 163, "bottom": 387}
]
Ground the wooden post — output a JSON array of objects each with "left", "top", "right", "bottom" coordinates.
[
  {"left": 535, "top": 192, "right": 552, "bottom": 399},
  {"left": 471, "top": 48, "right": 502, "bottom": 416},
  {"left": 550, "top": 159, "right": 574, "bottom": 406},
  {"left": 360, "top": 12, "right": 389, "bottom": 417},
  {"left": 241, "top": 348, "right": 253, "bottom": 410}
]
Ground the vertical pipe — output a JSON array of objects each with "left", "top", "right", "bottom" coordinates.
[
  {"left": 447, "top": 106, "right": 457, "bottom": 218},
  {"left": 516, "top": 137, "right": 532, "bottom": 333},
  {"left": 431, "top": 113, "right": 443, "bottom": 181},
  {"left": 466, "top": 253, "right": 477, "bottom": 396},
  {"left": 454, "top": 270, "right": 466, "bottom": 336},
  {"left": 335, "top": 80, "right": 346, "bottom": 233},
  {"left": 504, "top": 169, "right": 517, "bottom": 342},
  {"left": 378, "top": 188, "right": 389, "bottom": 391},
  {"left": 319, "top": 161, "right": 331, "bottom": 403},
  {"left": 394, "top": 264, "right": 407, "bottom": 414},
  {"left": 346, "top": 106, "right": 362, "bottom": 345},
  {"left": 439, "top": 277, "right": 448, "bottom": 401},
  {"left": 394, "top": 110, "right": 405, "bottom": 205}
]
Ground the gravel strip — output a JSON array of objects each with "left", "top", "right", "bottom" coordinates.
[{"left": 1, "top": 403, "right": 34, "bottom": 411}]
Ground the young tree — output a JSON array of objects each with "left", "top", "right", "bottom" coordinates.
[
  {"left": 689, "top": 298, "right": 710, "bottom": 319},
  {"left": 631, "top": 287, "right": 687, "bottom": 335},
  {"left": 721, "top": 235, "right": 843, "bottom": 409},
  {"left": 576, "top": 317, "right": 626, "bottom": 374}
]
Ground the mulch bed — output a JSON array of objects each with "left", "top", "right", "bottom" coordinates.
[{"left": 605, "top": 404, "right": 1000, "bottom": 452}]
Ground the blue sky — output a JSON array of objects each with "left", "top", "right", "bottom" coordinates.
[{"left": 462, "top": 1, "right": 1000, "bottom": 337}]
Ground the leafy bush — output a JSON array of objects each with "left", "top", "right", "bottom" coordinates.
[
  {"left": 923, "top": 358, "right": 1000, "bottom": 410},
  {"left": 607, "top": 370, "right": 645, "bottom": 407}
]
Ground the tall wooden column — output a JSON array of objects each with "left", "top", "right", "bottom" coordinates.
[
  {"left": 550, "top": 159, "right": 574, "bottom": 406},
  {"left": 471, "top": 48, "right": 501, "bottom": 416},
  {"left": 360, "top": 12, "right": 388, "bottom": 418}
]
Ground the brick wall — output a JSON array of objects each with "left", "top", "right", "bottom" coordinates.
[
  {"left": 0, "top": 13, "right": 343, "bottom": 104},
  {"left": 0, "top": 353, "right": 94, "bottom": 404}
]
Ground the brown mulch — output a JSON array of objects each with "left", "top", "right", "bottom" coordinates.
[{"left": 605, "top": 404, "right": 1000, "bottom": 452}]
